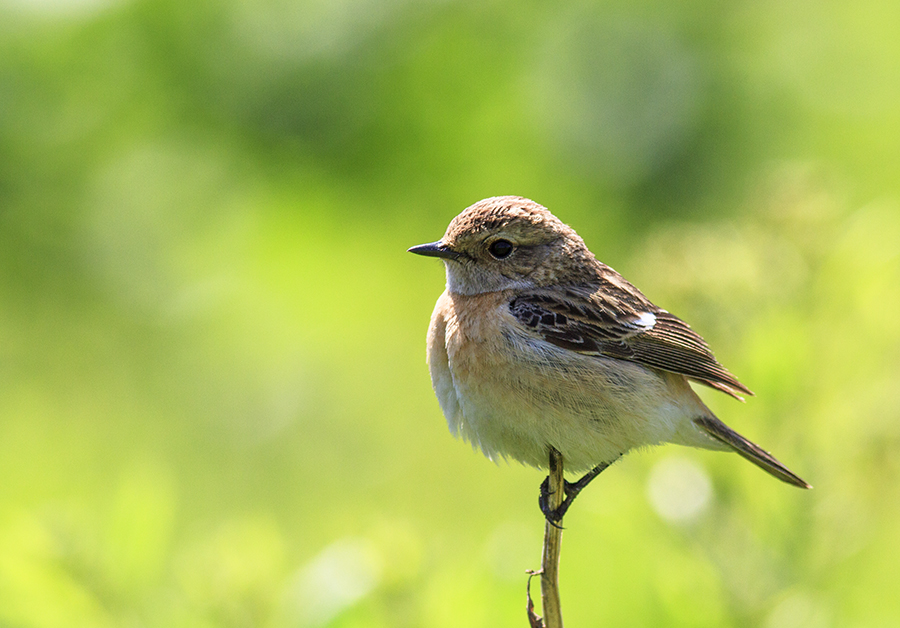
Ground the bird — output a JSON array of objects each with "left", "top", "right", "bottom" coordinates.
[{"left": 409, "top": 196, "right": 810, "bottom": 521}]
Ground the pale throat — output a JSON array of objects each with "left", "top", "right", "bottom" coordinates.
[{"left": 444, "top": 262, "right": 538, "bottom": 295}]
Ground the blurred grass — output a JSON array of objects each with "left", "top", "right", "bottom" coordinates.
[{"left": 1, "top": 0, "right": 899, "bottom": 626}]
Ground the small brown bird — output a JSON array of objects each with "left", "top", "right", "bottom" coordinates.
[{"left": 410, "top": 196, "right": 809, "bottom": 519}]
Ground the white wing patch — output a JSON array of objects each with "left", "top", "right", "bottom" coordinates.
[{"left": 632, "top": 311, "right": 657, "bottom": 332}]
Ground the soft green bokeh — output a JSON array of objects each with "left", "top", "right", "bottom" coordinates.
[{"left": 1, "top": 0, "right": 898, "bottom": 625}]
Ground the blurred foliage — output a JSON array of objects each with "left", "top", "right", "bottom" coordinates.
[{"left": 1, "top": 0, "right": 899, "bottom": 626}]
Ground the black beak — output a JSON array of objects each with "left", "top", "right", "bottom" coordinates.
[{"left": 407, "top": 241, "right": 463, "bottom": 261}]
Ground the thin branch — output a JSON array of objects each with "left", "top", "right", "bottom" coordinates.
[{"left": 528, "top": 447, "right": 565, "bottom": 627}]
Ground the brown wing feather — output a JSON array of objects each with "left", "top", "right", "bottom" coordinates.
[
  {"left": 619, "top": 312, "right": 753, "bottom": 399},
  {"left": 509, "top": 290, "right": 753, "bottom": 400}
]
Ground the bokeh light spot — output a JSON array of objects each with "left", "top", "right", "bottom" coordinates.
[{"left": 647, "top": 456, "right": 712, "bottom": 523}]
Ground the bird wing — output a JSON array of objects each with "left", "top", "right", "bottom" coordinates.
[{"left": 509, "top": 287, "right": 753, "bottom": 400}]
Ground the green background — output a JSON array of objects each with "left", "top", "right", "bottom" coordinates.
[{"left": 2, "top": 0, "right": 899, "bottom": 626}]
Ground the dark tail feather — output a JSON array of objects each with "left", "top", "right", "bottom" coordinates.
[{"left": 693, "top": 416, "right": 811, "bottom": 489}]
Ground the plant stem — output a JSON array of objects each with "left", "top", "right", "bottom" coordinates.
[{"left": 540, "top": 447, "right": 565, "bottom": 627}]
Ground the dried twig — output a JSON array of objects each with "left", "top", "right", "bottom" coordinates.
[{"left": 527, "top": 447, "right": 565, "bottom": 627}]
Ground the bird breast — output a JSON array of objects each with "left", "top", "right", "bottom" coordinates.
[{"left": 426, "top": 290, "right": 700, "bottom": 471}]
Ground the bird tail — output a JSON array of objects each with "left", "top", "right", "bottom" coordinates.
[{"left": 693, "top": 416, "right": 811, "bottom": 489}]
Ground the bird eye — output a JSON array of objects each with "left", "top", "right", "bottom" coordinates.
[{"left": 488, "top": 239, "right": 514, "bottom": 259}]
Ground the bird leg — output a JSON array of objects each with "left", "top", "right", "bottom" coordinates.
[{"left": 539, "top": 456, "right": 620, "bottom": 526}]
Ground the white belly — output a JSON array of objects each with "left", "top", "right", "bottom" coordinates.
[{"left": 426, "top": 290, "right": 714, "bottom": 472}]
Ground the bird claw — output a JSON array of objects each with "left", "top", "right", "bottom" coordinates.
[{"left": 538, "top": 457, "right": 621, "bottom": 525}]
